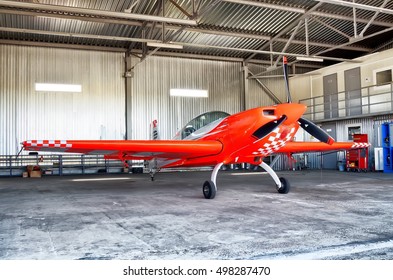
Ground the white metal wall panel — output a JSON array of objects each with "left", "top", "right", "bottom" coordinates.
[
  {"left": 0, "top": 45, "right": 125, "bottom": 155},
  {"left": 128, "top": 56, "right": 243, "bottom": 140},
  {"left": 246, "top": 64, "right": 286, "bottom": 109},
  {"left": 304, "top": 115, "right": 393, "bottom": 169}
]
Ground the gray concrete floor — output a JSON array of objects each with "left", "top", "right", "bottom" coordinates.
[{"left": 1, "top": 169, "right": 393, "bottom": 260}]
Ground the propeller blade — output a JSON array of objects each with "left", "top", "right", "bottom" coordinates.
[
  {"left": 252, "top": 115, "right": 287, "bottom": 140},
  {"left": 298, "top": 117, "right": 334, "bottom": 144},
  {"left": 283, "top": 56, "right": 292, "bottom": 103}
]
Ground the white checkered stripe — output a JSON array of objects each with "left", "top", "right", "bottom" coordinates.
[
  {"left": 351, "top": 142, "right": 370, "bottom": 148},
  {"left": 252, "top": 127, "right": 296, "bottom": 156},
  {"left": 26, "top": 140, "right": 72, "bottom": 148}
]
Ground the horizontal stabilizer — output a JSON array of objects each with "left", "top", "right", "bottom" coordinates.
[{"left": 277, "top": 141, "right": 370, "bottom": 154}]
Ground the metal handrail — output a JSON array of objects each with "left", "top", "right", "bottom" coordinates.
[
  {"left": 0, "top": 154, "right": 143, "bottom": 177},
  {"left": 299, "top": 81, "right": 393, "bottom": 121}
]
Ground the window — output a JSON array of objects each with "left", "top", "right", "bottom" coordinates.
[
  {"left": 376, "top": 69, "right": 392, "bottom": 86},
  {"left": 347, "top": 125, "right": 361, "bottom": 141},
  {"left": 35, "top": 83, "right": 82, "bottom": 93}
]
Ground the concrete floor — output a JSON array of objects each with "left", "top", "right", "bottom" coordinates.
[{"left": 1, "top": 169, "right": 393, "bottom": 260}]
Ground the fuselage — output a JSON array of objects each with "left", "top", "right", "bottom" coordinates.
[{"left": 162, "top": 103, "right": 307, "bottom": 168}]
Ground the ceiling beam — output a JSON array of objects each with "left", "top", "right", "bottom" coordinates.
[
  {"left": 245, "top": 2, "right": 324, "bottom": 62},
  {"left": 0, "top": 39, "right": 127, "bottom": 52},
  {"left": 314, "top": 0, "right": 393, "bottom": 15},
  {"left": 0, "top": 26, "right": 339, "bottom": 65},
  {"left": 223, "top": 0, "right": 393, "bottom": 26},
  {"left": 167, "top": 26, "right": 370, "bottom": 52},
  {"left": 178, "top": 41, "right": 354, "bottom": 62},
  {"left": 0, "top": 36, "right": 322, "bottom": 69},
  {"left": 0, "top": 0, "right": 198, "bottom": 25},
  {"left": 0, "top": 8, "right": 376, "bottom": 53},
  {"left": 222, "top": 0, "right": 306, "bottom": 13},
  {"left": 359, "top": 0, "right": 389, "bottom": 37},
  {"left": 310, "top": 11, "right": 392, "bottom": 27},
  {"left": 2, "top": 0, "right": 392, "bottom": 28},
  {"left": 313, "top": 24, "right": 393, "bottom": 57},
  {"left": 0, "top": 27, "right": 163, "bottom": 44}
]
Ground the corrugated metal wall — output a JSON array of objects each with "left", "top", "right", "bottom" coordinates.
[
  {"left": 0, "top": 45, "right": 125, "bottom": 155},
  {"left": 303, "top": 114, "right": 393, "bottom": 169},
  {"left": 246, "top": 64, "right": 285, "bottom": 109},
  {"left": 128, "top": 56, "right": 244, "bottom": 140}
]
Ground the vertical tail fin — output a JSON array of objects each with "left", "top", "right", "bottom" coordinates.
[{"left": 151, "top": 120, "right": 159, "bottom": 140}]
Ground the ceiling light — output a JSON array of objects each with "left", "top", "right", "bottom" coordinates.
[
  {"left": 170, "top": 89, "right": 208, "bottom": 98},
  {"left": 147, "top": 42, "right": 183, "bottom": 49},
  {"left": 296, "top": 56, "right": 324, "bottom": 62},
  {"left": 35, "top": 83, "right": 82, "bottom": 92}
]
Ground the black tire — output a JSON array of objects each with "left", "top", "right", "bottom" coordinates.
[
  {"left": 203, "top": 180, "right": 216, "bottom": 199},
  {"left": 277, "top": 177, "right": 290, "bottom": 194}
]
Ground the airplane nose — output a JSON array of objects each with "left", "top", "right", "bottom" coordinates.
[{"left": 275, "top": 103, "right": 306, "bottom": 123}]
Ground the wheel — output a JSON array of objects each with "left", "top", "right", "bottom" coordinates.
[
  {"left": 277, "top": 177, "right": 290, "bottom": 194},
  {"left": 203, "top": 180, "right": 216, "bottom": 199}
]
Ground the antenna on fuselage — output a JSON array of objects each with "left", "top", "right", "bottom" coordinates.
[{"left": 283, "top": 56, "right": 292, "bottom": 103}]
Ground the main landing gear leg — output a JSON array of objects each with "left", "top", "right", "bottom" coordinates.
[
  {"left": 259, "top": 162, "right": 290, "bottom": 194},
  {"left": 203, "top": 163, "right": 223, "bottom": 199}
]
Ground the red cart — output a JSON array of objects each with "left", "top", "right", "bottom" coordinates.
[{"left": 346, "top": 134, "right": 368, "bottom": 172}]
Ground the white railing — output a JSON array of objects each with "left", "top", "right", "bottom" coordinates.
[
  {"left": 299, "top": 82, "right": 393, "bottom": 121},
  {"left": 0, "top": 154, "right": 144, "bottom": 177}
]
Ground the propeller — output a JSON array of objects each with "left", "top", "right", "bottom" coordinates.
[
  {"left": 283, "top": 56, "right": 292, "bottom": 103},
  {"left": 298, "top": 117, "right": 334, "bottom": 144},
  {"left": 282, "top": 56, "right": 335, "bottom": 145},
  {"left": 253, "top": 115, "right": 287, "bottom": 140}
]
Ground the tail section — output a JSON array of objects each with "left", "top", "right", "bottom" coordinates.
[{"left": 151, "top": 120, "right": 159, "bottom": 140}]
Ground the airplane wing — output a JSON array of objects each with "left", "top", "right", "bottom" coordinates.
[
  {"left": 22, "top": 140, "right": 223, "bottom": 160},
  {"left": 277, "top": 141, "right": 370, "bottom": 154}
]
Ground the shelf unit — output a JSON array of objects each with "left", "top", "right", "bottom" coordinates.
[{"left": 381, "top": 122, "right": 393, "bottom": 173}]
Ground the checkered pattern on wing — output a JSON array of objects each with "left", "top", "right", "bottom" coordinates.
[
  {"left": 26, "top": 140, "right": 72, "bottom": 148},
  {"left": 252, "top": 127, "right": 296, "bottom": 156},
  {"left": 351, "top": 142, "right": 370, "bottom": 148}
]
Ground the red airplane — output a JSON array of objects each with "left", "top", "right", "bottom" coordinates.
[{"left": 22, "top": 57, "right": 370, "bottom": 199}]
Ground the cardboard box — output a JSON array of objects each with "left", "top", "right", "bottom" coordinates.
[
  {"left": 29, "top": 170, "right": 42, "bottom": 178},
  {"left": 26, "top": 165, "right": 42, "bottom": 178}
]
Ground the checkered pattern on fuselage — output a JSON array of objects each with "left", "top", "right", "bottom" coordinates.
[{"left": 252, "top": 127, "right": 296, "bottom": 156}]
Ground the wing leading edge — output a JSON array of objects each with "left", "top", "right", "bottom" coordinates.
[{"left": 22, "top": 140, "right": 223, "bottom": 160}]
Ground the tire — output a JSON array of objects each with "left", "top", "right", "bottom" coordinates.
[
  {"left": 203, "top": 180, "right": 216, "bottom": 199},
  {"left": 277, "top": 177, "right": 290, "bottom": 194}
]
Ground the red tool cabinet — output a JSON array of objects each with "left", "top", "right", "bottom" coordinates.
[{"left": 346, "top": 134, "right": 368, "bottom": 172}]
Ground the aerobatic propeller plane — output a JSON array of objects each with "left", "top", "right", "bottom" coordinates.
[{"left": 23, "top": 57, "right": 370, "bottom": 199}]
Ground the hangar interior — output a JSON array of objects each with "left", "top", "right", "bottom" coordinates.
[
  {"left": 1, "top": 0, "right": 393, "bottom": 175},
  {"left": 1, "top": 0, "right": 393, "bottom": 260}
]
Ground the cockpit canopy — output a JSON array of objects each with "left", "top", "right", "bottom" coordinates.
[{"left": 175, "top": 111, "right": 230, "bottom": 140}]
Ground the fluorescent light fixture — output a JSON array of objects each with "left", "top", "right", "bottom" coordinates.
[
  {"left": 147, "top": 42, "right": 183, "bottom": 49},
  {"left": 170, "top": 89, "right": 208, "bottom": 98},
  {"left": 296, "top": 56, "right": 324, "bottom": 62},
  {"left": 35, "top": 83, "right": 82, "bottom": 92}
]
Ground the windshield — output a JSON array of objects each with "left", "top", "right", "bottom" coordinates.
[{"left": 176, "top": 111, "right": 230, "bottom": 140}]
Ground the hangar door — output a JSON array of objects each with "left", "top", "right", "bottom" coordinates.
[
  {"left": 322, "top": 123, "right": 337, "bottom": 169},
  {"left": 345, "top": 67, "right": 362, "bottom": 116},
  {"left": 323, "top": 73, "right": 338, "bottom": 119}
]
